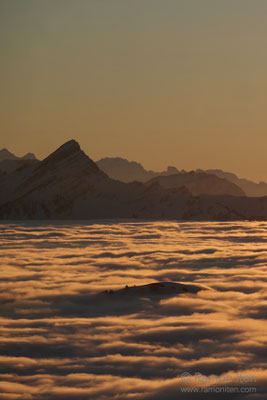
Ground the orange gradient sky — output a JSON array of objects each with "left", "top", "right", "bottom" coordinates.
[{"left": 1, "top": 0, "right": 267, "bottom": 181}]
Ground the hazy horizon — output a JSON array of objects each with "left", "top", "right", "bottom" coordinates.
[{"left": 1, "top": 0, "right": 267, "bottom": 181}]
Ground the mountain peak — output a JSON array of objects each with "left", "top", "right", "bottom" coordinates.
[
  {"left": 42, "top": 140, "right": 80, "bottom": 163},
  {"left": 62, "top": 139, "right": 80, "bottom": 148},
  {"left": 55, "top": 139, "right": 80, "bottom": 153},
  {"left": 0, "top": 148, "right": 37, "bottom": 161},
  {"left": 22, "top": 152, "right": 37, "bottom": 160},
  {"left": 39, "top": 139, "right": 101, "bottom": 178},
  {"left": 166, "top": 166, "right": 178, "bottom": 174},
  {"left": 0, "top": 148, "right": 17, "bottom": 161}
]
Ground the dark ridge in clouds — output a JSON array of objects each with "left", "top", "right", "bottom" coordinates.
[{"left": 0, "top": 221, "right": 267, "bottom": 399}]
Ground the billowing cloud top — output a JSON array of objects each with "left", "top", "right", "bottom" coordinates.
[{"left": 0, "top": 221, "right": 267, "bottom": 399}]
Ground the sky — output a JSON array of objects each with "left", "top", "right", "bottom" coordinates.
[{"left": 1, "top": 0, "right": 267, "bottom": 182}]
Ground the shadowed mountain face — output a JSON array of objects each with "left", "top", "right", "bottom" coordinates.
[
  {"left": 0, "top": 140, "right": 114, "bottom": 218},
  {"left": 0, "top": 140, "right": 267, "bottom": 220},
  {"left": 0, "top": 159, "right": 39, "bottom": 175},
  {"left": 146, "top": 171, "right": 246, "bottom": 197}
]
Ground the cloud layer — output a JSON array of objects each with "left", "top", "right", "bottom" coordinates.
[{"left": 0, "top": 221, "right": 267, "bottom": 399}]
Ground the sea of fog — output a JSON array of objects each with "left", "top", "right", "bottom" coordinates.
[{"left": 0, "top": 221, "right": 267, "bottom": 399}]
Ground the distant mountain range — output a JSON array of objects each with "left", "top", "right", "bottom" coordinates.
[
  {"left": 0, "top": 148, "right": 38, "bottom": 175},
  {"left": 0, "top": 148, "right": 36, "bottom": 161},
  {"left": 1, "top": 146, "right": 266, "bottom": 197},
  {"left": 97, "top": 157, "right": 267, "bottom": 197},
  {"left": 97, "top": 157, "right": 180, "bottom": 183},
  {"left": 146, "top": 171, "right": 245, "bottom": 197},
  {"left": 197, "top": 169, "right": 267, "bottom": 197},
  {"left": 0, "top": 140, "right": 267, "bottom": 220}
]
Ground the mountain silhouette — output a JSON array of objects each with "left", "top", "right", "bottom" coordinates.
[
  {"left": 146, "top": 171, "right": 245, "bottom": 197},
  {"left": 197, "top": 169, "right": 267, "bottom": 197},
  {"left": 0, "top": 140, "right": 267, "bottom": 220},
  {"left": 97, "top": 156, "right": 267, "bottom": 197},
  {"left": 0, "top": 148, "right": 37, "bottom": 161},
  {"left": 97, "top": 157, "right": 179, "bottom": 183},
  {"left": 0, "top": 148, "right": 38, "bottom": 175},
  {"left": 0, "top": 148, "right": 17, "bottom": 161}
]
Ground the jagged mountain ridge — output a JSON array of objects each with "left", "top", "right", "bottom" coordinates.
[
  {"left": 0, "top": 149, "right": 17, "bottom": 161},
  {"left": 98, "top": 158, "right": 246, "bottom": 197},
  {"left": 0, "top": 148, "right": 37, "bottom": 161},
  {"left": 0, "top": 148, "right": 38, "bottom": 176},
  {"left": 97, "top": 156, "right": 267, "bottom": 197},
  {"left": 0, "top": 140, "right": 115, "bottom": 218},
  {"left": 0, "top": 140, "right": 178, "bottom": 218},
  {"left": 0, "top": 140, "right": 267, "bottom": 220},
  {"left": 197, "top": 169, "right": 267, "bottom": 197},
  {"left": 3, "top": 147, "right": 266, "bottom": 197},
  {"left": 97, "top": 157, "right": 179, "bottom": 183},
  {"left": 146, "top": 171, "right": 245, "bottom": 197}
]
